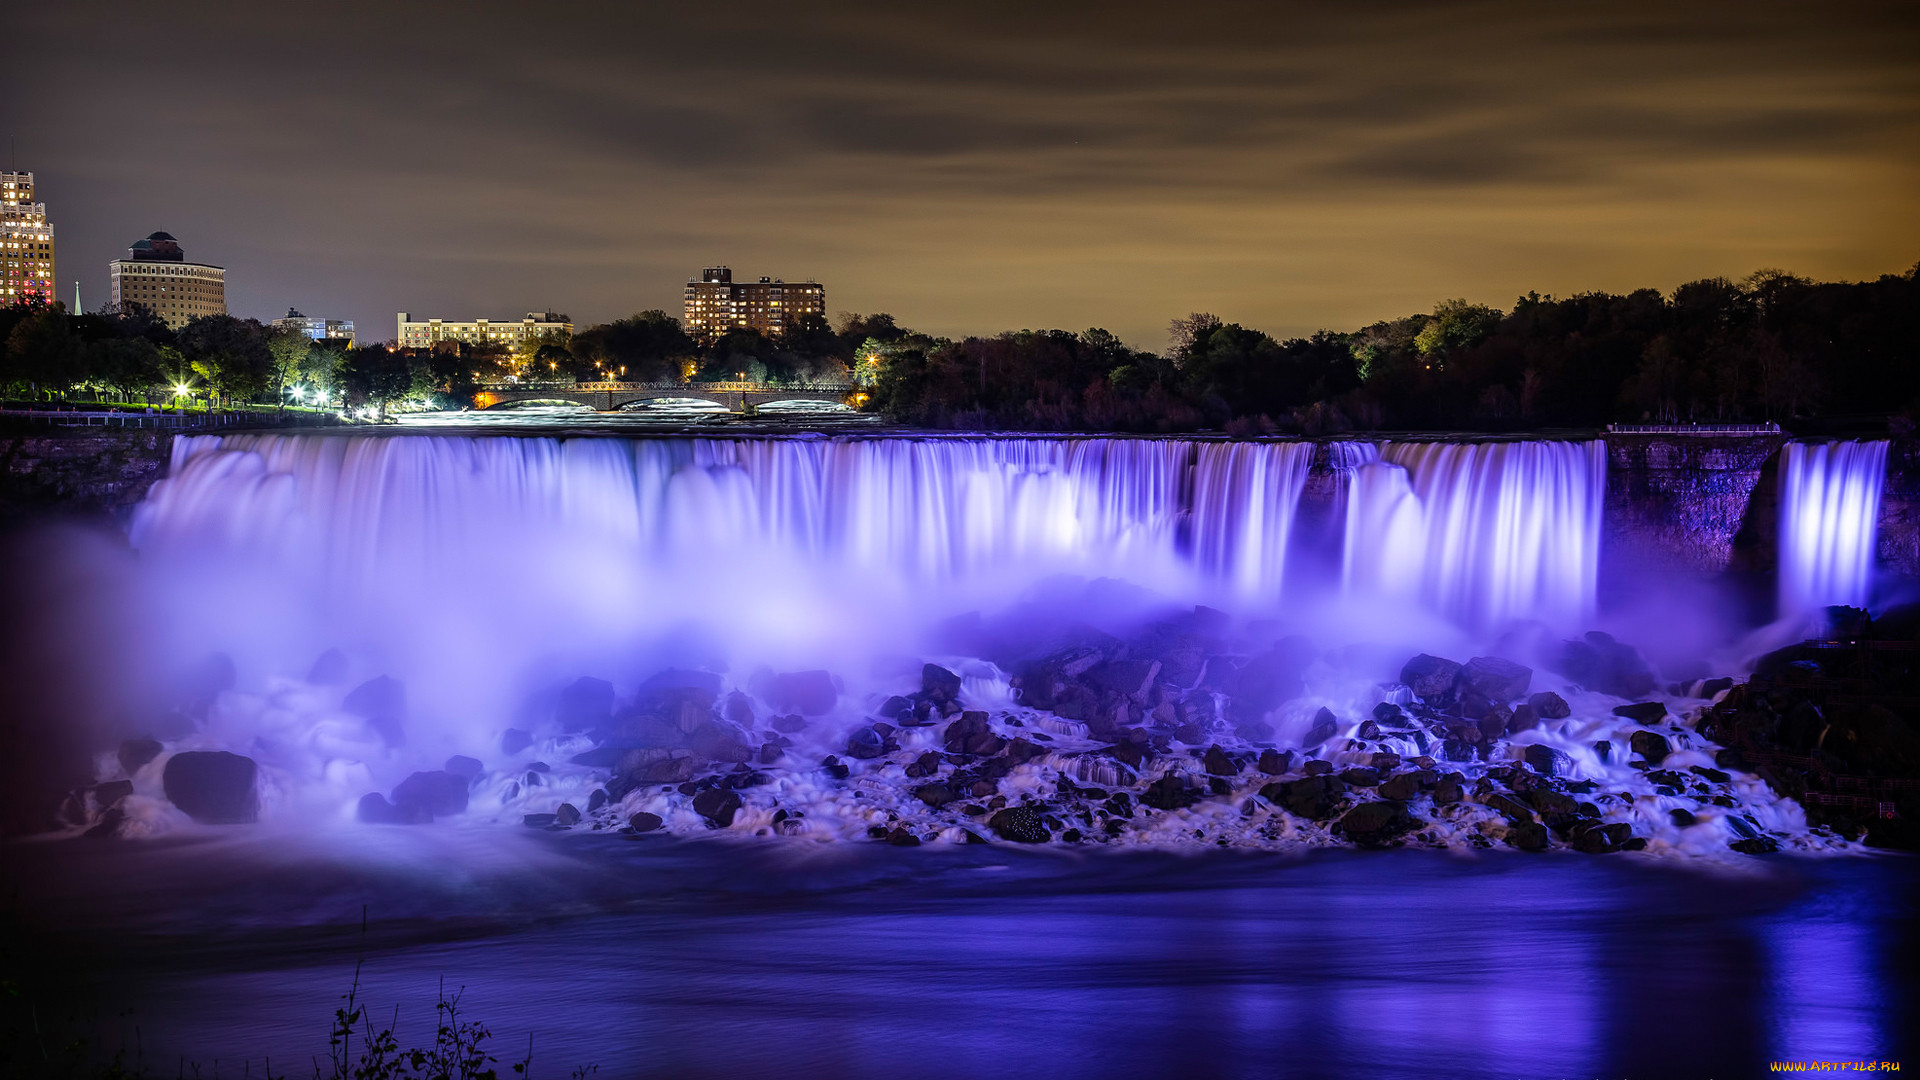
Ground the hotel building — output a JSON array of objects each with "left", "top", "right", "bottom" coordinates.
[
  {"left": 396, "top": 311, "right": 572, "bottom": 349},
  {"left": 109, "top": 232, "right": 227, "bottom": 329},
  {"left": 274, "top": 308, "right": 356, "bottom": 343},
  {"left": 1, "top": 171, "right": 55, "bottom": 307},
  {"left": 683, "top": 267, "right": 824, "bottom": 342}
]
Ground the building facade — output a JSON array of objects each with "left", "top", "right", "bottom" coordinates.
[
  {"left": 109, "top": 232, "right": 227, "bottom": 329},
  {"left": 396, "top": 311, "right": 572, "bottom": 350},
  {"left": 274, "top": 308, "right": 356, "bottom": 343},
  {"left": 1, "top": 171, "right": 55, "bottom": 307},
  {"left": 683, "top": 267, "right": 824, "bottom": 342}
]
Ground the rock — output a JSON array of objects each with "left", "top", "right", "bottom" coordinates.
[
  {"left": 118, "top": 737, "right": 165, "bottom": 776},
  {"left": 1557, "top": 631, "right": 1657, "bottom": 698},
  {"left": 1506, "top": 821, "right": 1551, "bottom": 851},
  {"left": 1264, "top": 775, "right": 1346, "bottom": 820},
  {"left": 1505, "top": 704, "right": 1541, "bottom": 734},
  {"left": 616, "top": 748, "right": 697, "bottom": 785},
  {"left": 1523, "top": 744, "right": 1569, "bottom": 777},
  {"left": 1257, "top": 748, "right": 1293, "bottom": 775},
  {"left": 945, "top": 711, "right": 1005, "bottom": 756},
  {"left": 1141, "top": 774, "right": 1204, "bottom": 811},
  {"left": 84, "top": 808, "right": 127, "bottom": 839},
  {"left": 772, "top": 713, "right": 809, "bottom": 733},
  {"left": 722, "top": 690, "right": 756, "bottom": 728},
  {"left": 1432, "top": 774, "right": 1465, "bottom": 804},
  {"left": 1689, "top": 765, "right": 1732, "bottom": 784},
  {"left": 1336, "top": 800, "right": 1418, "bottom": 846},
  {"left": 1087, "top": 660, "right": 1160, "bottom": 698},
  {"left": 1593, "top": 739, "right": 1613, "bottom": 764},
  {"left": 358, "top": 792, "right": 428, "bottom": 825},
  {"left": 762, "top": 670, "right": 839, "bottom": 716},
  {"left": 1202, "top": 744, "right": 1241, "bottom": 776},
  {"left": 1612, "top": 702, "right": 1668, "bottom": 725},
  {"left": 1377, "top": 772, "right": 1421, "bottom": 801},
  {"left": 557, "top": 677, "right": 615, "bottom": 732},
  {"left": 390, "top": 770, "right": 469, "bottom": 818},
  {"left": 1480, "top": 704, "right": 1513, "bottom": 738},
  {"left": 1372, "top": 702, "right": 1406, "bottom": 723},
  {"left": 628, "top": 811, "right": 664, "bottom": 833},
  {"left": 1304, "top": 707, "right": 1339, "bottom": 747},
  {"left": 1338, "top": 767, "right": 1380, "bottom": 787},
  {"left": 162, "top": 751, "right": 259, "bottom": 824},
  {"left": 846, "top": 724, "right": 895, "bottom": 760},
  {"left": 444, "top": 755, "right": 484, "bottom": 781},
  {"left": 1461, "top": 656, "right": 1532, "bottom": 702},
  {"left": 343, "top": 675, "right": 407, "bottom": 748},
  {"left": 1482, "top": 792, "right": 1535, "bottom": 824},
  {"left": 1730, "top": 836, "right": 1779, "bottom": 855},
  {"left": 887, "top": 827, "right": 922, "bottom": 846},
  {"left": 915, "top": 783, "right": 957, "bottom": 808},
  {"left": 307, "top": 648, "right": 350, "bottom": 685},
  {"left": 922, "top": 663, "right": 964, "bottom": 704},
  {"left": 1669, "top": 808, "right": 1697, "bottom": 827},
  {"left": 1440, "top": 738, "right": 1477, "bottom": 763},
  {"left": 1527, "top": 692, "right": 1571, "bottom": 720},
  {"left": 688, "top": 719, "right": 755, "bottom": 763},
  {"left": 554, "top": 802, "right": 582, "bottom": 826},
  {"left": 522, "top": 813, "right": 557, "bottom": 828},
  {"left": 691, "top": 788, "right": 742, "bottom": 827},
  {"left": 1399, "top": 654, "right": 1462, "bottom": 700},
  {"left": 93, "top": 779, "right": 134, "bottom": 809},
  {"left": 1699, "top": 676, "right": 1735, "bottom": 699},
  {"left": 501, "top": 728, "right": 534, "bottom": 755},
  {"left": 1629, "top": 730, "right": 1672, "bottom": 765},
  {"left": 988, "top": 805, "right": 1050, "bottom": 843},
  {"left": 587, "top": 789, "right": 608, "bottom": 812}
]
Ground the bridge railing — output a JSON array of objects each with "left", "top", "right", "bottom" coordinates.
[
  {"left": 1605, "top": 422, "right": 1783, "bottom": 435},
  {"left": 483, "top": 381, "right": 854, "bottom": 394}
]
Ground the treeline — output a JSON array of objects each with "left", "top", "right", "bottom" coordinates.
[{"left": 858, "top": 263, "right": 1920, "bottom": 432}]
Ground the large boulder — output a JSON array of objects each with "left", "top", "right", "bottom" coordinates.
[
  {"left": 1528, "top": 692, "right": 1571, "bottom": 720},
  {"left": 1460, "top": 657, "right": 1532, "bottom": 702},
  {"left": 988, "top": 805, "right": 1051, "bottom": 843},
  {"left": 556, "top": 677, "right": 615, "bottom": 732},
  {"left": 343, "top": 675, "right": 406, "bottom": 748},
  {"left": 1399, "top": 654, "right": 1462, "bottom": 700},
  {"left": 1555, "top": 632, "right": 1656, "bottom": 698},
  {"left": 1629, "top": 730, "right": 1672, "bottom": 765},
  {"left": 691, "top": 788, "right": 742, "bottom": 827},
  {"left": 922, "top": 664, "right": 963, "bottom": 705},
  {"left": 1336, "top": 801, "right": 1419, "bottom": 847},
  {"left": 687, "top": 719, "right": 754, "bottom": 764},
  {"left": 390, "top": 770, "right": 469, "bottom": 818},
  {"left": 944, "top": 712, "right": 1005, "bottom": 756},
  {"left": 1262, "top": 775, "right": 1346, "bottom": 820},
  {"left": 1612, "top": 701, "right": 1668, "bottom": 725},
  {"left": 162, "top": 751, "right": 259, "bottom": 824},
  {"left": 761, "top": 670, "right": 839, "bottom": 716},
  {"left": 357, "top": 792, "right": 428, "bottom": 825}
]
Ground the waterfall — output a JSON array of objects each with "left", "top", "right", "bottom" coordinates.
[
  {"left": 1777, "top": 440, "right": 1888, "bottom": 615},
  {"left": 1342, "top": 440, "right": 1606, "bottom": 629}
]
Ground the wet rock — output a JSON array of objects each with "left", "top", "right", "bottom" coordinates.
[
  {"left": 359, "top": 792, "right": 428, "bottom": 825},
  {"left": 1613, "top": 701, "right": 1668, "bottom": 725},
  {"left": 343, "top": 675, "right": 407, "bottom": 748},
  {"left": 915, "top": 783, "right": 958, "bottom": 808},
  {"left": 688, "top": 719, "right": 755, "bottom": 763},
  {"left": 557, "top": 677, "right": 616, "bottom": 732},
  {"left": 587, "top": 789, "right": 608, "bottom": 813},
  {"left": 444, "top": 755, "right": 484, "bottom": 781},
  {"left": 1556, "top": 632, "right": 1657, "bottom": 699},
  {"left": 92, "top": 779, "right": 134, "bottom": 809},
  {"left": 887, "top": 827, "right": 922, "bottom": 846},
  {"left": 691, "top": 788, "right": 742, "bottom": 827},
  {"left": 84, "top": 808, "right": 127, "bottom": 839},
  {"left": 848, "top": 724, "right": 898, "bottom": 760},
  {"left": 1506, "top": 821, "right": 1551, "bottom": 851},
  {"left": 1689, "top": 764, "right": 1732, "bottom": 784},
  {"left": 762, "top": 670, "right": 839, "bottom": 716},
  {"left": 628, "top": 811, "right": 664, "bottom": 833},
  {"left": 1400, "top": 654, "right": 1463, "bottom": 700},
  {"left": 522, "top": 813, "right": 557, "bottom": 828},
  {"left": 1505, "top": 704, "right": 1541, "bottom": 734},
  {"left": 1440, "top": 738, "right": 1477, "bottom": 763},
  {"left": 1336, "top": 800, "right": 1418, "bottom": 847},
  {"left": 1699, "top": 676, "right": 1735, "bottom": 699},
  {"left": 615, "top": 748, "right": 697, "bottom": 785},
  {"left": 1338, "top": 767, "right": 1380, "bottom": 787},
  {"left": 554, "top": 802, "right": 582, "bottom": 826},
  {"left": 988, "top": 805, "right": 1050, "bottom": 843},
  {"left": 1372, "top": 702, "right": 1407, "bottom": 723},
  {"left": 1263, "top": 775, "right": 1346, "bottom": 820},
  {"left": 945, "top": 711, "right": 1004, "bottom": 756},
  {"left": 772, "top": 713, "right": 809, "bottom": 734},
  {"left": 501, "top": 728, "right": 534, "bottom": 755},
  {"left": 118, "top": 737, "right": 165, "bottom": 777},
  {"left": 1088, "top": 659, "right": 1160, "bottom": 698},
  {"left": 1523, "top": 744, "right": 1570, "bottom": 777},
  {"left": 1433, "top": 774, "right": 1465, "bottom": 805},
  {"left": 1592, "top": 739, "right": 1613, "bottom": 765},
  {"left": 1483, "top": 704, "right": 1515, "bottom": 738},
  {"left": 1573, "top": 822, "right": 1631, "bottom": 853},
  {"left": 723, "top": 691, "right": 756, "bottom": 728},
  {"left": 1482, "top": 792, "right": 1535, "bottom": 824},
  {"left": 1461, "top": 656, "right": 1532, "bottom": 702},
  {"left": 1202, "top": 744, "right": 1241, "bottom": 777},
  {"left": 1528, "top": 691, "right": 1571, "bottom": 720},
  {"left": 162, "top": 751, "right": 259, "bottom": 824},
  {"left": 874, "top": 695, "right": 913, "bottom": 721},
  {"left": 1141, "top": 774, "right": 1205, "bottom": 811},
  {"left": 1629, "top": 730, "right": 1672, "bottom": 765},
  {"left": 1257, "top": 748, "right": 1293, "bottom": 775},
  {"left": 1377, "top": 772, "right": 1422, "bottom": 801},
  {"left": 1730, "top": 836, "right": 1779, "bottom": 855},
  {"left": 1370, "top": 751, "right": 1402, "bottom": 770},
  {"left": 922, "top": 663, "right": 964, "bottom": 705},
  {"left": 1305, "top": 707, "right": 1339, "bottom": 748},
  {"left": 307, "top": 648, "right": 350, "bottom": 685},
  {"left": 1669, "top": 808, "right": 1697, "bottom": 827},
  {"left": 390, "top": 770, "right": 469, "bottom": 818},
  {"left": 821, "top": 756, "right": 850, "bottom": 780}
]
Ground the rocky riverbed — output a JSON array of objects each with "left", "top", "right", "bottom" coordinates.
[{"left": 58, "top": 605, "right": 1920, "bottom": 859}]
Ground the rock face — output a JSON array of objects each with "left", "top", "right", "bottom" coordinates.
[
  {"left": 1400, "top": 654, "right": 1462, "bottom": 700},
  {"left": 162, "top": 751, "right": 259, "bottom": 824},
  {"left": 1460, "top": 657, "right": 1532, "bottom": 702}
]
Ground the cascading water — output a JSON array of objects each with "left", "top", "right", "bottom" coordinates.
[
  {"left": 1777, "top": 440, "right": 1889, "bottom": 615},
  {"left": 1342, "top": 441, "right": 1606, "bottom": 630}
]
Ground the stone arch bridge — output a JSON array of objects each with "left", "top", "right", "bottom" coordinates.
[{"left": 472, "top": 381, "right": 858, "bottom": 414}]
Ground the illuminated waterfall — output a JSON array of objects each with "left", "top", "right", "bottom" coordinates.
[
  {"left": 1342, "top": 441, "right": 1606, "bottom": 629},
  {"left": 1777, "top": 440, "right": 1888, "bottom": 614}
]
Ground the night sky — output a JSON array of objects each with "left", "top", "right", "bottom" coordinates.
[{"left": 13, "top": 1, "right": 1919, "bottom": 347}]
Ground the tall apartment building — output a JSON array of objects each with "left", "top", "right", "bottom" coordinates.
[
  {"left": 0, "top": 171, "right": 55, "bottom": 307},
  {"left": 396, "top": 311, "right": 572, "bottom": 350},
  {"left": 683, "top": 267, "right": 824, "bottom": 342},
  {"left": 274, "top": 308, "right": 356, "bottom": 343},
  {"left": 109, "top": 232, "right": 227, "bottom": 329}
]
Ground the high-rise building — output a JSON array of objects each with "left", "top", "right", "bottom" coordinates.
[
  {"left": 683, "top": 267, "right": 824, "bottom": 342},
  {"left": 109, "top": 232, "right": 227, "bottom": 329},
  {"left": 274, "top": 308, "right": 356, "bottom": 343},
  {"left": 0, "top": 171, "right": 55, "bottom": 307},
  {"left": 395, "top": 311, "right": 572, "bottom": 350}
]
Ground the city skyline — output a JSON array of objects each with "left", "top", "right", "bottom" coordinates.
[{"left": 7, "top": 2, "right": 1918, "bottom": 348}]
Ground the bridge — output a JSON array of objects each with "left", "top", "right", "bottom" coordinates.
[{"left": 472, "top": 381, "right": 860, "bottom": 414}]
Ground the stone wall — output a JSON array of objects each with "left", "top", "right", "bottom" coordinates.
[
  {"left": 1601, "top": 434, "right": 1786, "bottom": 577},
  {"left": 0, "top": 429, "right": 174, "bottom": 522}
]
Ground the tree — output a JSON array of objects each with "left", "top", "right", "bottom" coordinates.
[
  {"left": 336, "top": 345, "right": 412, "bottom": 415},
  {"left": 2, "top": 308, "right": 85, "bottom": 396},
  {"left": 177, "top": 315, "right": 274, "bottom": 405},
  {"left": 266, "top": 327, "right": 312, "bottom": 409}
]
